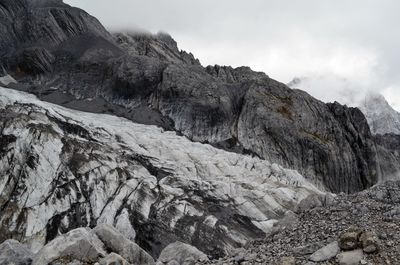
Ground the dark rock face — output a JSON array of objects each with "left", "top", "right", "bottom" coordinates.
[
  {"left": 374, "top": 133, "right": 400, "bottom": 180},
  {"left": 0, "top": 0, "right": 119, "bottom": 72},
  {"left": 0, "top": 0, "right": 391, "bottom": 194}
]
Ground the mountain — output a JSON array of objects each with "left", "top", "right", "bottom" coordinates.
[
  {"left": 1, "top": 0, "right": 400, "bottom": 263},
  {"left": 359, "top": 93, "right": 400, "bottom": 135},
  {"left": 0, "top": 0, "right": 387, "bottom": 194},
  {"left": 0, "top": 86, "right": 321, "bottom": 258}
]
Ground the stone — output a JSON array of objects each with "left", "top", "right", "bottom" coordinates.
[
  {"left": 156, "top": 242, "right": 209, "bottom": 265},
  {"left": 99, "top": 253, "right": 130, "bottom": 265},
  {"left": 339, "top": 228, "right": 363, "bottom": 250},
  {"left": 279, "top": 256, "right": 296, "bottom": 265},
  {"left": 309, "top": 241, "right": 340, "bottom": 262},
  {"left": 359, "top": 231, "right": 380, "bottom": 253},
  {"left": 32, "top": 228, "right": 106, "bottom": 265},
  {"left": 293, "top": 242, "right": 324, "bottom": 255},
  {"left": 94, "top": 224, "right": 155, "bottom": 265},
  {"left": 336, "top": 249, "right": 364, "bottom": 265},
  {"left": 0, "top": 239, "right": 33, "bottom": 265},
  {"left": 295, "top": 194, "right": 323, "bottom": 213}
]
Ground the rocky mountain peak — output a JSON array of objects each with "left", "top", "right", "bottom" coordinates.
[
  {"left": 359, "top": 92, "right": 400, "bottom": 135},
  {"left": 114, "top": 31, "right": 200, "bottom": 65},
  {"left": 361, "top": 93, "right": 393, "bottom": 113}
]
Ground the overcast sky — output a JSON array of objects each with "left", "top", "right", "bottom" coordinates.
[{"left": 65, "top": 0, "right": 400, "bottom": 111}]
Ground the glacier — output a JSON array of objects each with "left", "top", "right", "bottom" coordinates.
[{"left": 0, "top": 86, "right": 323, "bottom": 258}]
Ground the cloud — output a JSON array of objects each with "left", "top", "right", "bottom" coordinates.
[{"left": 65, "top": 0, "right": 400, "bottom": 111}]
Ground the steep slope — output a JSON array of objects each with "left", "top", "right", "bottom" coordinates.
[
  {"left": 0, "top": 87, "right": 322, "bottom": 258},
  {"left": 359, "top": 93, "right": 400, "bottom": 135},
  {"left": 0, "top": 0, "right": 384, "bottom": 193}
]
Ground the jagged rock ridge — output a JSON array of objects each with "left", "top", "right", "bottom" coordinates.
[{"left": 0, "top": 0, "right": 389, "bottom": 194}]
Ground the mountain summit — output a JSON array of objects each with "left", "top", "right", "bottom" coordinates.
[{"left": 359, "top": 93, "right": 400, "bottom": 135}]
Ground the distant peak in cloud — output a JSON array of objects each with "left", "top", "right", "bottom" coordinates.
[
  {"left": 359, "top": 91, "right": 400, "bottom": 135},
  {"left": 287, "top": 75, "right": 400, "bottom": 112}
]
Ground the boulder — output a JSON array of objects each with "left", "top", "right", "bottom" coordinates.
[
  {"left": 309, "top": 241, "right": 340, "bottom": 262},
  {"left": 359, "top": 231, "right": 380, "bottom": 253},
  {"left": 156, "top": 242, "right": 209, "bottom": 265},
  {"left": 336, "top": 249, "right": 364, "bottom": 265},
  {"left": 32, "top": 227, "right": 106, "bottom": 265},
  {"left": 293, "top": 242, "right": 324, "bottom": 256},
  {"left": 99, "top": 253, "right": 131, "bottom": 265},
  {"left": 279, "top": 256, "right": 296, "bottom": 265},
  {"left": 338, "top": 227, "right": 363, "bottom": 250},
  {"left": 0, "top": 239, "right": 33, "bottom": 265},
  {"left": 294, "top": 194, "right": 323, "bottom": 212},
  {"left": 93, "top": 224, "right": 155, "bottom": 265}
]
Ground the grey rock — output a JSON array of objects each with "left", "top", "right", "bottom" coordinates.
[
  {"left": 294, "top": 194, "right": 323, "bottom": 213},
  {"left": 339, "top": 228, "right": 363, "bottom": 250},
  {"left": 115, "top": 32, "right": 200, "bottom": 65},
  {"left": 156, "top": 242, "right": 209, "bottom": 265},
  {"left": 292, "top": 242, "right": 324, "bottom": 255},
  {"left": 309, "top": 241, "right": 340, "bottom": 262},
  {"left": 278, "top": 256, "right": 296, "bottom": 265},
  {"left": 0, "top": 239, "right": 33, "bottom": 265},
  {"left": 336, "top": 249, "right": 364, "bottom": 265},
  {"left": 99, "top": 253, "right": 131, "bottom": 265},
  {"left": 32, "top": 227, "right": 106, "bottom": 265},
  {"left": 93, "top": 224, "right": 155, "bottom": 265},
  {"left": 359, "top": 231, "right": 380, "bottom": 253}
]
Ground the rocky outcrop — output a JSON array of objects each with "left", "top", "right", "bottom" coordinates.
[
  {"left": 115, "top": 32, "right": 200, "bottom": 65},
  {"left": 0, "top": 0, "right": 389, "bottom": 194},
  {"left": 0, "top": 87, "right": 321, "bottom": 258}
]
